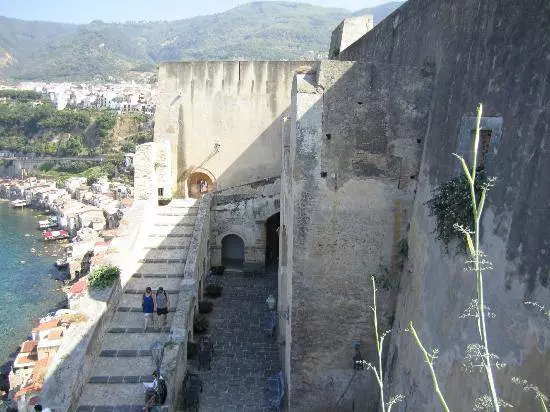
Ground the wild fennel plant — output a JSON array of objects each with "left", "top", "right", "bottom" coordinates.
[{"left": 410, "top": 103, "right": 501, "bottom": 411}]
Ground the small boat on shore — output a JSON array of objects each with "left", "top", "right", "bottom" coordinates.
[
  {"left": 43, "top": 229, "right": 70, "bottom": 241},
  {"left": 38, "top": 216, "right": 58, "bottom": 229},
  {"left": 10, "top": 199, "right": 29, "bottom": 208}
]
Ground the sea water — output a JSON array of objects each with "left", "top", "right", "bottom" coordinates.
[{"left": 0, "top": 202, "right": 65, "bottom": 364}]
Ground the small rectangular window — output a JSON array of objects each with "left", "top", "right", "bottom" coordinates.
[
  {"left": 158, "top": 188, "right": 164, "bottom": 197},
  {"left": 471, "top": 129, "right": 492, "bottom": 170}
]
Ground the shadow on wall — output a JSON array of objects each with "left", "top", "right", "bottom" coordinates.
[{"left": 208, "top": 109, "right": 288, "bottom": 269}]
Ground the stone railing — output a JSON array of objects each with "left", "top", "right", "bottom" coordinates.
[{"left": 163, "top": 194, "right": 212, "bottom": 410}]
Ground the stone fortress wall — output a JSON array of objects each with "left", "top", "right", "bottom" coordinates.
[
  {"left": 282, "top": 59, "right": 434, "bottom": 410},
  {"left": 338, "top": 0, "right": 550, "bottom": 410},
  {"left": 134, "top": 0, "right": 550, "bottom": 409},
  {"left": 153, "top": 60, "right": 308, "bottom": 269}
]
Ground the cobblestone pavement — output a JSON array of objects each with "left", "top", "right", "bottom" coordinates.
[{"left": 187, "top": 268, "right": 281, "bottom": 412}]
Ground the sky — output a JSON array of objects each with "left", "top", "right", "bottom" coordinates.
[{"left": 0, "top": 0, "right": 393, "bottom": 24}]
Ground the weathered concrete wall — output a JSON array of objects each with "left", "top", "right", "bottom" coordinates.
[
  {"left": 329, "top": 15, "right": 373, "bottom": 59},
  {"left": 164, "top": 195, "right": 211, "bottom": 410},
  {"left": 285, "top": 60, "right": 433, "bottom": 410},
  {"left": 154, "top": 60, "right": 309, "bottom": 196},
  {"left": 340, "top": 0, "right": 550, "bottom": 409},
  {"left": 210, "top": 178, "right": 280, "bottom": 269}
]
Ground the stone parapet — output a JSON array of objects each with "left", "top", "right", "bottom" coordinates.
[{"left": 164, "top": 194, "right": 212, "bottom": 410}]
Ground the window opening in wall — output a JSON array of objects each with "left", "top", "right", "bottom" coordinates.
[
  {"left": 158, "top": 188, "right": 164, "bottom": 197},
  {"left": 457, "top": 116, "right": 502, "bottom": 176},
  {"left": 477, "top": 129, "right": 492, "bottom": 170}
]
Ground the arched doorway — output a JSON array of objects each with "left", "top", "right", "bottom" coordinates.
[
  {"left": 188, "top": 171, "right": 214, "bottom": 199},
  {"left": 265, "top": 212, "right": 280, "bottom": 269},
  {"left": 222, "top": 234, "right": 245, "bottom": 269}
]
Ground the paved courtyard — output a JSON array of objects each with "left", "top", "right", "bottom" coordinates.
[{"left": 184, "top": 268, "right": 282, "bottom": 411}]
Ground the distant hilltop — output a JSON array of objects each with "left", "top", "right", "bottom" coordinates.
[{"left": 0, "top": 1, "right": 403, "bottom": 82}]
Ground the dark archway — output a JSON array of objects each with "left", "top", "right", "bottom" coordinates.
[
  {"left": 222, "top": 234, "right": 245, "bottom": 268},
  {"left": 265, "top": 212, "right": 280, "bottom": 268}
]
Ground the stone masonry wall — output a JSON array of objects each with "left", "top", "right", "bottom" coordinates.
[
  {"left": 285, "top": 60, "right": 433, "bottom": 410},
  {"left": 339, "top": 0, "right": 550, "bottom": 410},
  {"left": 134, "top": 142, "right": 157, "bottom": 202},
  {"left": 154, "top": 60, "right": 309, "bottom": 196},
  {"left": 210, "top": 178, "right": 280, "bottom": 269}
]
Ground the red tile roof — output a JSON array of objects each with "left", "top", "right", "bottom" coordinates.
[
  {"left": 32, "top": 319, "right": 60, "bottom": 332},
  {"left": 15, "top": 354, "right": 37, "bottom": 365},
  {"left": 21, "top": 340, "right": 38, "bottom": 353},
  {"left": 70, "top": 279, "right": 87, "bottom": 294},
  {"left": 15, "top": 383, "right": 42, "bottom": 399},
  {"left": 48, "top": 330, "right": 63, "bottom": 340}
]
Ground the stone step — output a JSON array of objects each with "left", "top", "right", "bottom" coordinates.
[
  {"left": 102, "top": 332, "right": 169, "bottom": 351},
  {"left": 137, "top": 258, "right": 186, "bottom": 264},
  {"left": 100, "top": 349, "right": 152, "bottom": 357},
  {"left": 89, "top": 356, "right": 156, "bottom": 379},
  {"left": 152, "top": 215, "right": 197, "bottom": 225},
  {"left": 157, "top": 208, "right": 198, "bottom": 216},
  {"left": 124, "top": 289, "right": 178, "bottom": 295},
  {"left": 134, "top": 262, "right": 185, "bottom": 276},
  {"left": 118, "top": 295, "right": 177, "bottom": 311},
  {"left": 147, "top": 225, "right": 194, "bottom": 236},
  {"left": 78, "top": 383, "right": 170, "bottom": 409},
  {"left": 131, "top": 273, "right": 184, "bottom": 279},
  {"left": 125, "top": 277, "right": 182, "bottom": 292},
  {"left": 110, "top": 312, "right": 173, "bottom": 330},
  {"left": 142, "top": 236, "right": 190, "bottom": 249},
  {"left": 77, "top": 405, "right": 169, "bottom": 412},
  {"left": 162, "top": 198, "right": 198, "bottom": 207},
  {"left": 107, "top": 327, "right": 170, "bottom": 334},
  {"left": 117, "top": 307, "right": 176, "bottom": 313},
  {"left": 137, "top": 249, "right": 187, "bottom": 262}
]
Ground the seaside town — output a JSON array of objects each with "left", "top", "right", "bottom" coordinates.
[
  {"left": 0, "top": 80, "right": 156, "bottom": 114},
  {"left": 0, "top": 176, "right": 133, "bottom": 410}
]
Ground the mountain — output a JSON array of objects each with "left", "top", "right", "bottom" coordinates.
[{"left": 0, "top": 1, "right": 404, "bottom": 81}]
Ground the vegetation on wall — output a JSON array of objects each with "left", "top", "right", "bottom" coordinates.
[
  {"left": 88, "top": 265, "right": 121, "bottom": 288},
  {"left": 426, "top": 172, "right": 489, "bottom": 252},
  {"left": 364, "top": 104, "right": 548, "bottom": 411}
]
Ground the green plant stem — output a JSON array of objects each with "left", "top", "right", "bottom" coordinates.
[
  {"left": 409, "top": 322, "right": 451, "bottom": 412},
  {"left": 539, "top": 396, "right": 549, "bottom": 412},
  {"left": 470, "top": 104, "right": 500, "bottom": 412},
  {"left": 372, "top": 276, "right": 386, "bottom": 412}
]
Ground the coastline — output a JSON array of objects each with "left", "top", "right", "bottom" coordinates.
[
  {"left": 0, "top": 176, "right": 133, "bottom": 409},
  {"left": 0, "top": 202, "right": 68, "bottom": 403}
]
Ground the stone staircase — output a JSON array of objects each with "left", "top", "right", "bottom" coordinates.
[{"left": 76, "top": 199, "right": 199, "bottom": 412}]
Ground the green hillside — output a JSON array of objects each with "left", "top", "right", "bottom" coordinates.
[{"left": 0, "top": 1, "right": 403, "bottom": 81}]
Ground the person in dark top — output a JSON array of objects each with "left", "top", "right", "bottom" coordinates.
[
  {"left": 156, "top": 287, "right": 170, "bottom": 330},
  {"left": 142, "top": 286, "right": 155, "bottom": 331}
]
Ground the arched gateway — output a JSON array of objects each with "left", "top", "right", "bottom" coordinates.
[{"left": 221, "top": 234, "right": 245, "bottom": 268}]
